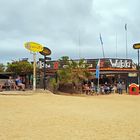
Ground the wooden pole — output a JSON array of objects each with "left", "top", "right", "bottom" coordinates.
[
  {"left": 43, "top": 56, "right": 46, "bottom": 90},
  {"left": 33, "top": 52, "right": 36, "bottom": 91},
  {"left": 138, "top": 49, "right": 140, "bottom": 85}
]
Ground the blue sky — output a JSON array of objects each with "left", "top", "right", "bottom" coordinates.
[{"left": 0, "top": 0, "right": 139, "bottom": 64}]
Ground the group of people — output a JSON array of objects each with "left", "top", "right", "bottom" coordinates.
[
  {"left": 82, "top": 80, "right": 126, "bottom": 95},
  {"left": 0, "top": 76, "right": 25, "bottom": 91}
]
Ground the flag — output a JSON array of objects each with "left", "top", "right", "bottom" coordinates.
[
  {"left": 125, "top": 24, "right": 127, "bottom": 31},
  {"left": 99, "top": 33, "right": 103, "bottom": 45},
  {"left": 96, "top": 59, "right": 100, "bottom": 79}
]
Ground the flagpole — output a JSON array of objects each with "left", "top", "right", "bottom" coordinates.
[
  {"left": 101, "top": 44, "right": 105, "bottom": 58},
  {"left": 99, "top": 33, "right": 105, "bottom": 58},
  {"left": 96, "top": 59, "right": 100, "bottom": 94},
  {"left": 97, "top": 72, "right": 100, "bottom": 94},
  {"left": 126, "top": 29, "right": 128, "bottom": 58},
  {"left": 116, "top": 33, "right": 118, "bottom": 58},
  {"left": 78, "top": 30, "right": 81, "bottom": 59},
  {"left": 125, "top": 24, "right": 128, "bottom": 58},
  {"left": 97, "top": 59, "right": 100, "bottom": 94}
]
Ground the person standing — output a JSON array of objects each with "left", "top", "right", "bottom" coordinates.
[{"left": 117, "top": 82, "right": 123, "bottom": 94}]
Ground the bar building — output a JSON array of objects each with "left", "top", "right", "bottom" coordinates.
[{"left": 38, "top": 58, "right": 138, "bottom": 88}]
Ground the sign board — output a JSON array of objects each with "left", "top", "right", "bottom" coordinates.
[
  {"left": 109, "top": 59, "right": 132, "bottom": 68},
  {"left": 128, "top": 73, "right": 137, "bottom": 77},
  {"left": 45, "top": 57, "right": 51, "bottom": 60},
  {"left": 87, "top": 59, "right": 134, "bottom": 69},
  {"left": 25, "top": 42, "right": 43, "bottom": 52},
  {"left": 37, "top": 58, "right": 136, "bottom": 70},
  {"left": 133, "top": 43, "right": 140, "bottom": 49},
  {"left": 39, "top": 57, "right": 51, "bottom": 61},
  {"left": 40, "top": 47, "right": 51, "bottom": 56},
  {"left": 38, "top": 61, "right": 52, "bottom": 69}
]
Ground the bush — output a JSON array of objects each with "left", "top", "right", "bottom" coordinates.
[{"left": 49, "top": 78, "right": 58, "bottom": 93}]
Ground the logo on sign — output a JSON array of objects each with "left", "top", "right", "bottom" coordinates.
[{"left": 109, "top": 59, "right": 131, "bottom": 68}]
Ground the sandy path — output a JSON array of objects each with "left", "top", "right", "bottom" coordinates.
[{"left": 0, "top": 92, "right": 140, "bottom": 140}]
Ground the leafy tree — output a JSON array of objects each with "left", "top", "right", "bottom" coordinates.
[
  {"left": 6, "top": 60, "right": 33, "bottom": 75},
  {"left": 0, "top": 63, "right": 5, "bottom": 72},
  {"left": 58, "top": 56, "right": 72, "bottom": 84},
  {"left": 58, "top": 56, "right": 91, "bottom": 85},
  {"left": 59, "top": 56, "right": 69, "bottom": 63},
  {"left": 69, "top": 59, "right": 91, "bottom": 84}
]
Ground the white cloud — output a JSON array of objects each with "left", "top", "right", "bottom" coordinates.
[{"left": 0, "top": 0, "right": 139, "bottom": 64}]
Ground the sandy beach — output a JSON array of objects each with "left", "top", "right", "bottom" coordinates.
[{"left": 0, "top": 91, "right": 140, "bottom": 140}]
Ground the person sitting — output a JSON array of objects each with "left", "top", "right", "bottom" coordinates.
[
  {"left": 7, "top": 76, "right": 18, "bottom": 90},
  {"left": 112, "top": 84, "right": 117, "bottom": 93},
  {"left": 0, "top": 84, "right": 3, "bottom": 92},
  {"left": 82, "top": 84, "right": 91, "bottom": 95},
  {"left": 15, "top": 76, "right": 25, "bottom": 91}
]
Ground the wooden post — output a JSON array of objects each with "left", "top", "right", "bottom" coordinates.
[
  {"left": 43, "top": 56, "right": 46, "bottom": 90},
  {"left": 138, "top": 49, "right": 140, "bottom": 85},
  {"left": 33, "top": 53, "right": 36, "bottom": 91}
]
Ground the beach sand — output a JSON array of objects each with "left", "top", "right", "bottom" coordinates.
[{"left": 0, "top": 91, "right": 140, "bottom": 140}]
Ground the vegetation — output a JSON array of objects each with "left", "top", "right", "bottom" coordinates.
[
  {"left": 57, "top": 56, "right": 91, "bottom": 92},
  {"left": 6, "top": 60, "right": 33, "bottom": 75},
  {"left": 48, "top": 78, "right": 58, "bottom": 93},
  {"left": 0, "top": 64, "right": 5, "bottom": 72},
  {"left": 58, "top": 56, "right": 91, "bottom": 84},
  {"left": 0, "top": 56, "right": 91, "bottom": 93}
]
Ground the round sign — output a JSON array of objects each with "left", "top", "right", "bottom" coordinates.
[
  {"left": 25, "top": 42, "right": 43, "bottom": 52},
  {"left": 133, "top": 43, "right": 140, "bottom": 49},
  {"left": 39, "top": 47, "right": 51, "bottom": 56}
]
